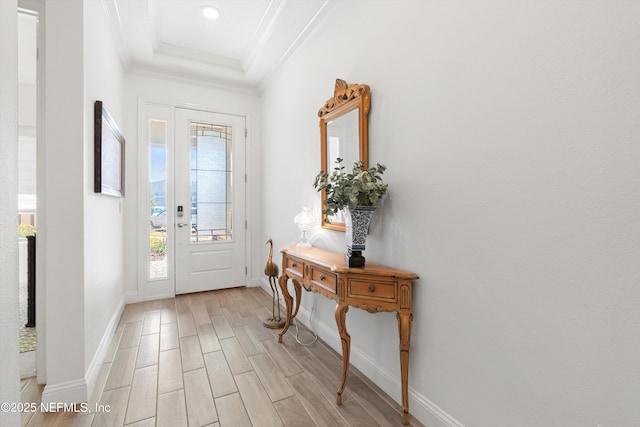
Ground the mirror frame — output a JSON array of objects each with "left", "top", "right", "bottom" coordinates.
[{"left": 318, "top": 78, "right": 371, "bottom": 231}]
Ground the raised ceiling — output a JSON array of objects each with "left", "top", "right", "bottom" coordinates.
[{"left": 105, "top": 0, "right": 333, "bottom": 91}]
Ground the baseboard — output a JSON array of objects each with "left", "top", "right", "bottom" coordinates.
[
  {"left": 124, "top": 291, "right": 139, "bottom": 304},
  {"left": 40, "top": 378, "right": 88, "bottom": 407},
  {"left": 125, "top": 291, "right": 176, "bottom": 304},
  {"left": 411, "top": 390, "right": 465, "bottom": 427},
  {"left": 84, "top": 295, "right": 125, "bottom": 402},
  {"left": 19, "top": 350, "right": 36, "bottom": 379},
  {"left": 40, "top": 297, "right": 125, "bottom": 407},
  {"left": 253, "top": 277, "right": 285, "bottom": 302},
  {"left": 249, "top": 277, "right": 264, "bottom": 287},
  {"left": 295, "top": 305, "right": 464, "bottom": 427}
]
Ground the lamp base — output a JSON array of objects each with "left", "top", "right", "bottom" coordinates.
[{"left": 345, "top": 250, "right": 365, "bottom": 268}]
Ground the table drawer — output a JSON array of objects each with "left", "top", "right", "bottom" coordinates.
[
  {"left": 285, "top": 256, "right": 304, "bottom": 277},
  {"left": 311, "top": 267, "right": 337, "bottom": 294},
  {"left": 349, "top": 279, "right": 397, "bottom": 302}
]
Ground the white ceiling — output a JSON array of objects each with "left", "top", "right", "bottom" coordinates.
[{"left": 105, "top": 0, "right": 333, "bottom": 91}]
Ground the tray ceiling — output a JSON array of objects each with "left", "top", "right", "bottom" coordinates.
[{"left": 104, "top": 0, "right": 333, "bottom": 91}]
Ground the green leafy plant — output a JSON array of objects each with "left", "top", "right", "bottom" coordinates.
[
  {"left": 18, "top": 223, "right": 36, "bottom": 237},
  {"left": 313, "top": 158, "right": 388, "bottom": 223},
  {"left": 150, "top": 236, "right": 167, "bottom": 255}
]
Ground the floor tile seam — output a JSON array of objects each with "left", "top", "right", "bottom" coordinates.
[
  {"left": 123, "top": 414, "right": 155, "bottom": 427},
  {"left": 202, "top": 343, "right": 247, "bottom": 404},
  {"left": 232, "top": 370, "right": 285, "bottom": 427}
]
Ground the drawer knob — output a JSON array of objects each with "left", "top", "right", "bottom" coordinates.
[
  {"left": 292, "top": 263, "right": 297, "bottom": 268},
  {"left": 305, "top": 265, "right": 309, "bottom": 276},
  {"left": 320, "top": 275, "right": 326, "bottom": 281},
  {"left": 368, "top": 285, "right": 376, "bottom": 292}
]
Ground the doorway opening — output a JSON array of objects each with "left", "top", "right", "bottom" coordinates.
[
  {"left": 138, "top": 102, "right": 247, "bottom": 300},
  {"left": 17, "top": 6, "right": 38, "bottom": 379}
]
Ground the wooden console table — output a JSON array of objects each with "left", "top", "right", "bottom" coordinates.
[{"left": 277, "top": 245, "right": 418, "bottom": 424}]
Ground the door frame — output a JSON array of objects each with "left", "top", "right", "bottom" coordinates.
[
  {"left": 18, "top": 0, "right": 47, "bottom": 384},
  {"left": 136, "top": 98, "right": 252, "bottom": 301}
]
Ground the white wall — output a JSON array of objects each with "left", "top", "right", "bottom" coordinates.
[
  {"left": 82, "top": 0, "right": 125, "bottom": 376},
  {"left": 42, "top": 0, "right": 86, "bottom": 400},
  {"left": 122, "top": 74, "right": 261, "bottom": 301},
  {"left": 0, "top": 0, "right": 21, "bottom": 425},
  {"left": 41, "top": 0, "right": 125, "bottom": 403},
  {"left": 259, "top": 1, "right": 640, "bottom": 426}
]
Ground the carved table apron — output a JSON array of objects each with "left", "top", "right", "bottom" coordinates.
[{"left": 276, "top": 245, "right": 418, "bottom": 425}]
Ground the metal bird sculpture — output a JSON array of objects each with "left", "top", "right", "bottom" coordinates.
[{"left": 263, "top": 239, "right": 285, "bottom": 328}]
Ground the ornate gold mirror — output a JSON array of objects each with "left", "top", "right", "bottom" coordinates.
[{"left": 319, "top": 78, "right": 370, "bottom": 231}]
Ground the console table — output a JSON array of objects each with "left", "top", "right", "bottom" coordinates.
[{"left": 277, "top": 245, "right": 418, "bottom": 424}]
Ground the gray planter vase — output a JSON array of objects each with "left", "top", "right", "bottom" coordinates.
[{"left": 344, "top": 206, "right": 377, "bottom": 267}]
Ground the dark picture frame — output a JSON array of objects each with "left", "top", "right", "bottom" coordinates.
[{"left": 94, "top": 100, "right": 125, "bottom": 197}]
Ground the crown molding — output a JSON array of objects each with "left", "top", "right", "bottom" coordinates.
[{"left": 101, "top": 0, "right": 132, "bottom": 70}]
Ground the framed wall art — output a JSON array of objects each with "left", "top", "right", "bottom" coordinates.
[{"left": 94, "top": 100, "right": 125, "bottom": 197}]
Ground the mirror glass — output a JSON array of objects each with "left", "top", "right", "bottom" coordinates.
[
  {"left": 319, "top": 79, "right": 370, "bottom": 231},
  {"left": 325, "top": 108, "right": 359, "bottom": 224}
]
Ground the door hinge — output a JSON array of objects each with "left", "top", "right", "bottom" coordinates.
[
  {"left": 245, "top": 266, "right": 248, "bottom": 275},
  {"left": 245, "top": 220, "right": 248, "bottom": 229},
  {"left": 245, "top": 174, "right": 247, "bottom": 183},
  {"left": 245, "top": 128, "right": 248, "bottom": 137}
]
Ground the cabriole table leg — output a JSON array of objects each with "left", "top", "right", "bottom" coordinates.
[
  {"left": 277, "top": 274, "right": 294, "bottom": 343},
  {"left": 397, "top": 310, "right": 413, "bottom": 425},
  {"left": 335, "top": 301, "right": 350, "bottom": 405}
]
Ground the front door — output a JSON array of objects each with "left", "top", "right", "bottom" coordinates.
[{"left": 174, "top": 108, "right": 246, "bottom": 293}]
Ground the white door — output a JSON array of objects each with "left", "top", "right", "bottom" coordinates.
[{"left": 174, "top": 108, "right": 246, "bottom": 293}]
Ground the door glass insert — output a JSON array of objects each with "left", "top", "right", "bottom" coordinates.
[
  {"left": 190, "top": 122, "right": 233, "bottom": 242},
  {"left": 149, "top": 119, "right": 167, "bottom": 279}
]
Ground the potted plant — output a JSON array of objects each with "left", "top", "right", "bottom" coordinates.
[{"left": 313, "top": 158, "right": 388, "bottom": 267}]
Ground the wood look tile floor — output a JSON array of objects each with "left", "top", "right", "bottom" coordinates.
[{"left": 20, "top": 287, "right": 423, "bottom": 427}]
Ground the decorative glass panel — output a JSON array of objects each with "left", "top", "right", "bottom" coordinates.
[
  {"left": 190, "top": 122, "right": 233, "bottom": 242},
  {"left": 149, "top": 119, "right": 167, "bottom": 279}
]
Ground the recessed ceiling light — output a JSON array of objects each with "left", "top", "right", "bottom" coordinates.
[{"left": 202, "top": 6, "right": 220, "bottom": 20}]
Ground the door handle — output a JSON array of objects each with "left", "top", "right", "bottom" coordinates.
[{"left": 177, "top": 222, "right": 189, "bottom": 228}]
